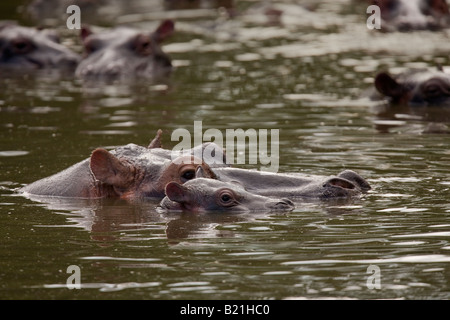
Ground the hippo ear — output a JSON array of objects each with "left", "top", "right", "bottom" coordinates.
[
  {"left": 153, "top": 19, "right": 175, "bottom": 43},
  {"left": 80, "top": 25, "right": 93, "bottom": 41},
  {"left": 148, "top": 129, "right": 163, "bottom": 149},
  {"left": 428, "top": 0, "right": 450, "bottom": 15},
  {"left": 374, "top": 72, "right": 405, "bottom": 99},
  {"left": 165, "top": 182, "right": 190, "bottom": 203},
  {"left": 195, "top": 165, "right": 217, "bottom": 179},
  {"left": 90, "top": 148, "right": 134, "bottom": 188},
  {"left": 195, "top": 166, "right": 207, "bottom": 178}
]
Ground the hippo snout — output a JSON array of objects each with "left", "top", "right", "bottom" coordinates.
[
  {"left": 337, "top": 170, "right": 371, "bottom": 192},
  {"left": 265, "top": 198, "right": 295, "bottom": 212},
  {"left": 320, "top": 170, "right": 371, "bottom": 199}
]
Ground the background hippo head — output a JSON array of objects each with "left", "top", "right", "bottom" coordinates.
[
  {"left": 0, "top": 22, "right": 80, "bottom": 72},
  {"left": 75, "top": 20, "right": 174, "bottom": 81},
  {"left": 159, "top": 177, "right": 295, "bottom": 213},
  {"left": 374, "top": 68, "right": 450, "bottom": 106},
  {"left": 371, "top": 0, "right": 450, "bottom": 31}
]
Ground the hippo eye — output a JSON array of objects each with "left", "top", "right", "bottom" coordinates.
[
  {"left": 221, "top": 194, "right": 231, "bottom": 202},
  {"left": 217, "top": 189, "right": 237, "bottom": 207},
  {"left": 11, "top": 38, "right": 35, "bottom": 54},
  {"left": 134, "top": 34, "right": 152, "bottom": 56},
  {"left": 424, "top": 83, "right": 445, "bottom": 97},
  {"left": 181, "top": 169, "right": 195, "bottom": 182}
]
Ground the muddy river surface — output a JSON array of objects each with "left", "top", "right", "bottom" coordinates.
[{"left": 1, "top": 0, "right": 450, "bottom": 299}]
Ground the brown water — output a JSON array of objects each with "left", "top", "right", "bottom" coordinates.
[{"left": 1, "top": 0, "right": 450, "bottom": 300}]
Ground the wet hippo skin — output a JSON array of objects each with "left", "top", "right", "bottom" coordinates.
[{"left": 75, "top": 20, "right": 175, "bottom": 81}]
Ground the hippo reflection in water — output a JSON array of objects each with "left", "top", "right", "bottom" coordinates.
[
  {"left": 374, "top": 67, "right": 450, "bottom": 106},
  {"left": 75, "top": 20, "right": 174, "bottom": 81},
  {"left": 369, "top": 0, "right": 450, "bottom": 31},
  {"left": 0, "top": 22, "right": 80, "bottom": 73},
  {"left": 160, "top": 178, "right": 295, "bottom": 213},
  {"left": 19, "top": 130, "right": 227, "bottom": 200}
]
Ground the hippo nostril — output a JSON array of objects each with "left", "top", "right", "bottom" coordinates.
[
  {"left": 337, "top": 170, "right": 371, "bottom": 192},
  {"left": 281, "top": 198, "right": 294, "bottom": 206},
  {"left": 271, "top": 198, "right": 295, "bottom": 211},
  {"left": 327, "top": 178, "right": 356, "bottom": 190}
]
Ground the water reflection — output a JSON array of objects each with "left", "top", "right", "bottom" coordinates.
[
  {"left": 18, "top": 191, "right": 369, "bottom": 242},
  {"left": 372, "top": 101, "right": 450, "bottom": 134}
]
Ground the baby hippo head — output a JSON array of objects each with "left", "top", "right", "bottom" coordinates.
[
  {"left": 76, "top": 20, "right": 174, "bottom": 81},
  {"left": 160, "top": 177, "right": 295, "bottom": 213}
]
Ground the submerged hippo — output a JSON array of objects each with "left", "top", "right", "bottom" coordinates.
[
  {"left": 374, "top": 67, "right": 450, "bottom": 106},
  {"left": 208, "top": 167, "right": 371, "bottom": 200},
  {"left": 0, "top": 22, "right": 80, "bottom": 73},
  {"left": 75, "top": 20, "right": 174, "bottom": 81},
  {"left": 159, "top": 178, "right": 295, "bottom": 213},
  {"left": 369, "top": 0, "right": 450, "bottom": 31},
  {"left": 20, "top": 130, "right": 226, "bottom": 200}
]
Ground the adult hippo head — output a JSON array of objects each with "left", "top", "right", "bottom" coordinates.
[
  {"left": 75, "top": 20, "right": 174, "bottom": 81},
  {"left": 370, "top": 0, "right": 450, "bottom": 31},
  {"left": 374, "top": 68, "right": 450, "bottom": 106},
  {"left": 19, "top": 130, "right": 227, "bottom": 200},
  {"left": 0, "top": 22, "right": 80, "bottom": 73},
  {"left": 159, "top": 177, "right": 295, "bottom": 213}
]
